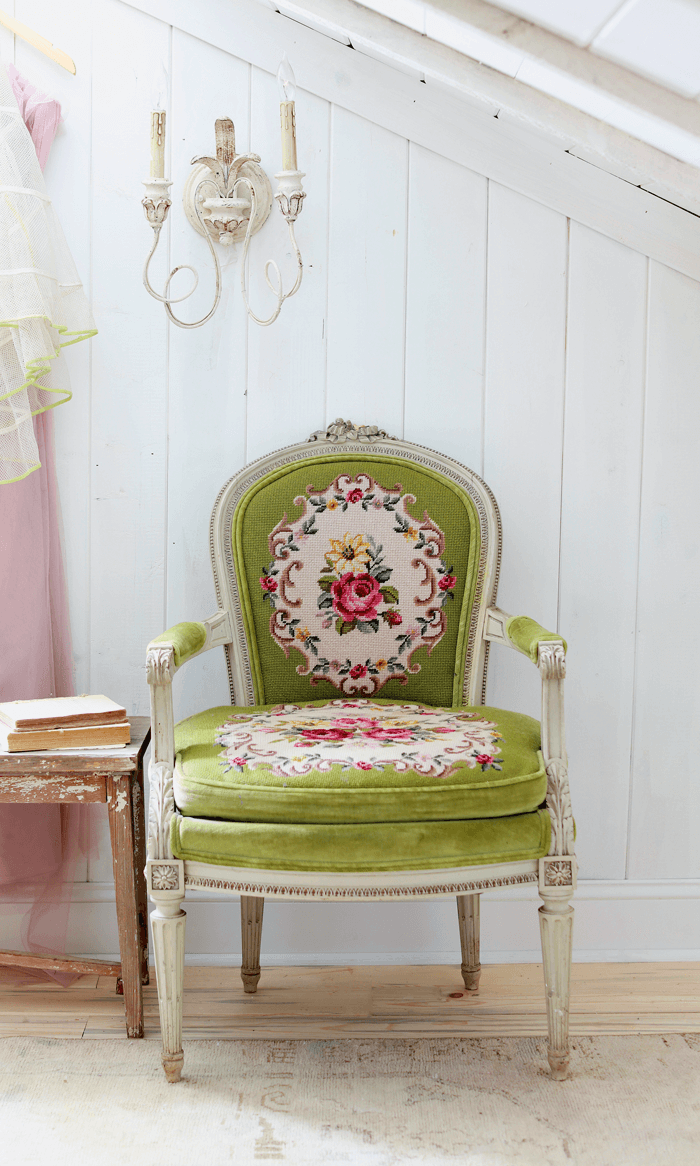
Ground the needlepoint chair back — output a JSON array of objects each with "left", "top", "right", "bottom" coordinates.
[{"left": 209, "top": 438, "right": 502, "bottom": 710}]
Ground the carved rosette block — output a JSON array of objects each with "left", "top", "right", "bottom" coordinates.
[
  {"left": 147, "top": 858, "right": 184, "bottom": 898},
  {"left": 307, "top": 418, "right": 396, "bottom": 444},
  {"left": 539, "top": 855, "right": 577, "bottom": 892},
  {"left": 147, "top": 760, "right": 175, "bottom": 861}
]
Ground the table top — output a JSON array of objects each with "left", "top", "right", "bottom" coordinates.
[{"left": 0, "top": 716, "right": 150, "bottom": 775}]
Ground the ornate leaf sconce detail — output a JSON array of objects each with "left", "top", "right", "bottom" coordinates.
[{"left": 141, "top": 59, "right": 306, "bottom": 329}]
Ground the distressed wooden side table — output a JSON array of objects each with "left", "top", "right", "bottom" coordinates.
[{"left": 0, "top": 715, "right": 150, "bottom": 1037}]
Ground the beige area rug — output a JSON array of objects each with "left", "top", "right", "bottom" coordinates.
[{"left": 1, "top": 1035, "right": 699, "bottom": 1166}]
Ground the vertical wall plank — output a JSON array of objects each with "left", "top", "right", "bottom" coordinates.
[
  {"left": 326, "top": 107, "right": 407, "bottom": 435},
  {"left": 560, "top": 224, "right": 646, "bottom": 879},
  {"left": 165, "top": 32, "right": 250, "bottom": 720},
  {"left": 89, "top": 0, "right": 170, "bottom": 720},
  {"left": 245, "top": 67, "right": 330, "bottom": 461},
  {"left": 87, "top": 0, "right": 170, "bottom": 882},
  {"left": 16, "top": 0, "right": 93, "bottom": 697},
  {"left": 404, "top": 145, "right": 486, "bottom": 468},
  {"left": 628, "top": 262, "right": 700, "bottom": 879},
  {"left": 483, "top": 183, "right": 567, "bottom": 719}
]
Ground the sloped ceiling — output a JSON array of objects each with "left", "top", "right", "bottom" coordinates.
[{"left": 264, "top": 0, "right": 700, "bottom": 213}]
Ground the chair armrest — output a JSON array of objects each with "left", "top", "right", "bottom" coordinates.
[
  {"left": 148, "top": 621, "right": 206, "bottom": 667},
  {"left": 145, "top": 612, "right": 233, "bottom": 861},
  {"left": 484, "top": 607, "right": 572, "bottom": 857},
  {"left": 484, "top": 607, "right": 566, "bottom": 664},
  {"left": 147, "top": 610, "right": 233, "bottom": 670}
]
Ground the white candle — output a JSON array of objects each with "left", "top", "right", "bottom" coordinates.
[
  {"left": 150, "top": 110, "right": 166, "bottom": 179},
  {"left": 277, "top": 55, "right": 297, "bottom": 172}
]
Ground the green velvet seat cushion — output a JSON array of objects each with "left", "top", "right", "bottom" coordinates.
[
  {"left": 172, "top": 700, "right": 546, "bottom": 825},
  {"left": 170, "top": 809, "right": 551, "bottom": 871}
]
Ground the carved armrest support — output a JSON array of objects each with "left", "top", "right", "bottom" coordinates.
[
  {"left": 145, "top": 611, "right": 233, "bottom": 770},
  {"left": 484, "top": 608, "right": 572, "bottom": 857},
  {"left": 148, "top": 760, "right": 175, "bottom": 861}
]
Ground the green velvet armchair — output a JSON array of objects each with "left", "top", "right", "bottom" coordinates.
[{"left": 145, "top": 420, "right": 575, "bottom": 1082}]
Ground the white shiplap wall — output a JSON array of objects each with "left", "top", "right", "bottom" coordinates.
[{"left": 1, "top": 0, "right": 699, "bottom": 962}]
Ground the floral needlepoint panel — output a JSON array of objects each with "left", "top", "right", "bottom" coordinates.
[
  {"left": 238, "top": 458, "right": 480, "bottom": 705},
  {"left": 216, "top": 701, "right": 503, "bottom": 782}
]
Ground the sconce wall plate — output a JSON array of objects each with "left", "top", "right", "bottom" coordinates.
[{"left": 182, "top": 158, "right": 272, "bottom": 246}]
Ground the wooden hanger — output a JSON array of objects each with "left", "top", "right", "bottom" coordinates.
[{"left": 0, "top": 9, "right": 75, "bottom": 75}]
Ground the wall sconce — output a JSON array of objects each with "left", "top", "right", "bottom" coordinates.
[{"left": 141, "top": 57, "right": 306, "bottom": 328}]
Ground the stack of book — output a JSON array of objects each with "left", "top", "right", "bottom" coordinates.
[{"left": 0, "top": 695, "right": 131, "bottom": 753}]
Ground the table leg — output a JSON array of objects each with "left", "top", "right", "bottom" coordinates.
[
  {"left": 108, "top": 773, "right": 144, "bottom": 1038},
  {"left": 131, "top": 762, "right": 150, "bottom": 985}
]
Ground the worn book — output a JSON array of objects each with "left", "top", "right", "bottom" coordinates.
[
  {"left": 0, "top": 721, "right": 131, "bottom": 753},
  {"left": 0, "top": 694, "right": 127, "bottom": 732}
]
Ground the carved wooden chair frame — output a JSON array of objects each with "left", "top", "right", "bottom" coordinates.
[{"left": 146, "top": 421, "right": 575, "bottom": 1082}]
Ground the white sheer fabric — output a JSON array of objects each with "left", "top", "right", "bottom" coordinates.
[{"left": 0, "top": 62, "right": 95, "bottom": 483}]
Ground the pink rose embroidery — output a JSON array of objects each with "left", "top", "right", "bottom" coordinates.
[
  {"left": 299, "top": 727, "right": 353, "bottom": 742},
  {"left": 475, "top": 753, "right": 493, "bottom": 765},
  {"left": 356, "top": 761, "right": 373, "bottom": 770},
  {"left": 383, "top": 609, "right": 402, "bottom": 626},
  {"left": 364, "top": 726, "right": 415, "bottom": 742},
  {"left": 331, "top": 572, "right": 382, "bottom": 623},
  {"left": 346, "top": 488, "right": 363, "bottom": 504},
  {"left": 231, "top": 756, "right": 247, "bottom": 766},
  {"left": 439, "top": 574, "right": 456, "bottom": 592},
  {"left": 260, "top": 575, "right": 278, "bottom": 592},
  {"left": 349, "top": 664, "right": 368, "bottom": 680}
]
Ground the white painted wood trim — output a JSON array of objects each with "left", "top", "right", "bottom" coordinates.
[
  {"left": 182, "top": 858, "right": 539, "bottom": 900},
  {"left": 306, "top": 0, "right": 700, "bottom": 171},
  {"left": 123, "top": 0, "right": 700, "bottom": 277},
  {"left": 28, "top": 878, "right": 700, "bottom": 904}
]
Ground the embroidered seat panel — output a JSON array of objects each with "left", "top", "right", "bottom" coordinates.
[
  {"left": 172, "top": 700, "right": 546, "bottom": 825},
  {"left": 232, "top": 455, "right": 481, "bottom": 708},
  {"left": 170, "top": 808, "right": 551, "bottom": 872}
]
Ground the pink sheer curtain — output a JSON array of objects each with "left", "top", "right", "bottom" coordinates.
[{"left": 0, "top": 67, "right": 89, "bottom": 982}]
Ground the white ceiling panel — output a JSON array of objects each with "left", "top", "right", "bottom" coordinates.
[
  {"left": 472, "top": 0, "right": 625, "bottom": 46},
  {"left": 593, "top": 0, "right": 700, "bottom": 96}
]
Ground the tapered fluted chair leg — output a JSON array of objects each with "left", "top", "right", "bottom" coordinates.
[
  {"left": 151, "top": 897, "right": 186, "bottom": 1082},
  {"left": 456, "top": 893, "right": 481, "bottom": 991},
  {"left": 241, "top": 894, "right": 264, "bottom": 994},
  {"left": 538, "top": 888, "right": 574, "bottom": 1080}
]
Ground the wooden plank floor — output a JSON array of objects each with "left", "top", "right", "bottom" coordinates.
[{"left": 0, "top": 963, "right": 698, "bottom": 1039}]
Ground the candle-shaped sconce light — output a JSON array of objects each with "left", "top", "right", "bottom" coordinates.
[
  {"left": 150, "top": 110, "right": 166, "bottom": 179},
  {"left": 278, "top": 54, "right": 297, "bottom": 171}
]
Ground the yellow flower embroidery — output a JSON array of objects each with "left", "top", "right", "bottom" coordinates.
[
  {"left": 375, "top": 659, "right": 388, "bottom": 670},
  {"left": 326, "top": 533, "right": 372, "bottom": 575},
  {"left": 403, "top": 526, "right": 418, "bottom": 541},
  {"left": 326, "top": 498, "right": 339, "bottom": 510},
  {"left": 295, "top": 626, "right": 311, "bottom": 642}
]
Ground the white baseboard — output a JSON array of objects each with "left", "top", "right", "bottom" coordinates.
[
  {"left": 62, "top": 949, "right": 700, "bottom": 965},
  {"left": 1, "top": 880, "right": 698, "bottom": 964}
]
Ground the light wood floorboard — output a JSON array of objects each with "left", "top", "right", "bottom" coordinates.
[{"left": 0, "top": 963, "right": 698, "bottom": 1040}]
